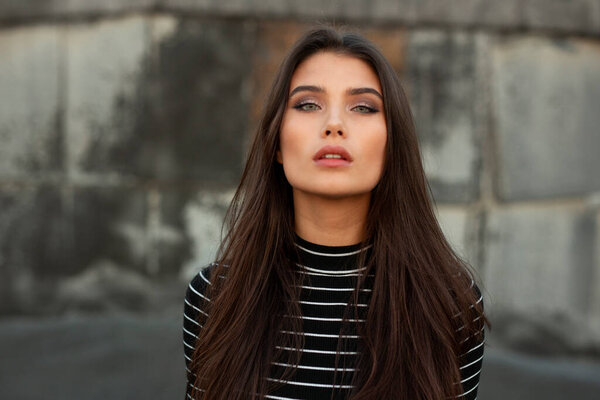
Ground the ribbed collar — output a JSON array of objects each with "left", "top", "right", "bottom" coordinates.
[{"left": 293, "top": 233, "right": 372, "bottom": 273}]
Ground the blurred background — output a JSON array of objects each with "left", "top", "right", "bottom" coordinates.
[{"left": 1, "top": 1, "right": 600, "bottom": 399}]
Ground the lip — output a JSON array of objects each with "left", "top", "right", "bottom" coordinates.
[{"left": 313, "top": 145, "right": 353, "bottom": 164}]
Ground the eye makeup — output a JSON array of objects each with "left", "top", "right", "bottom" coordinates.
[
  {"left": 352, "top": 103, "right": 379, "bottom": 113},
  {"left": 288, "top": 91, "right": 381, "bottom": 114},
  {"left": 291, "top": 97, "right": 323, "bottom": 111}
]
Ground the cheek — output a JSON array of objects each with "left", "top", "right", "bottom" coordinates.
[
  {"left": 376, "top": 133, "right": 387, "bottom": 166},
  {"left": 278, "top": 130, "right": 294, "bottom": 165},
  {"left": 278, "top": 140, "right": 303, "bottom": 188},
  {"left": 370, "top": 138, "right": 387, "bottom": 183},
  {"left": 362, "top": 124, "right": 387, "bottom": 174},
  {"left": 279, "top": 128, "right": 314, "bottom": 189},
  {"left": 280, "top": 138, "right": 304, "bottom": 177},
  {"left": 279, "top": 116, "right": 307, "bottom": 165}
]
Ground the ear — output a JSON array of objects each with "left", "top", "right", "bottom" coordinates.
[{"left": 276, "top": 149, "right": 283, "bottom": 164}]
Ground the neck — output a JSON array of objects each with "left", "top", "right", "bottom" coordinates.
[{"left": 292, "top": 189, "right": 370, "bottom": 246}]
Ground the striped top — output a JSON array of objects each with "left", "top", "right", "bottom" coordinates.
[{"left": 183, "top": 236, "right": 485, "bottom": 399}]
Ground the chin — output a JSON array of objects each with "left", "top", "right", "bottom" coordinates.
[
  {"left": 301, "top": 186, "right": 374, "bottom": 200},
  {"left": 288, "top": 178, "right": 379, "bottom": 199}
]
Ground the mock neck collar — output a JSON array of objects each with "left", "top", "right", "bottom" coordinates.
[{"left": 293, "top": 233, "right": 372, "bottom": 272}]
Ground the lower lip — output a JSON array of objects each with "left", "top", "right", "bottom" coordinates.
[{"left": 314, "top": 158, "right": 352, "bottom": 167}]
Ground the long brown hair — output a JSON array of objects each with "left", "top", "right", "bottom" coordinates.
[{"left": 188, "top": 26, "right": 489, "bottom": 400}]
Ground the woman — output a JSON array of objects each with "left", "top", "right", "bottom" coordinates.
[{"left": 183, "top": 26, "right": 488, "bottom": 400}]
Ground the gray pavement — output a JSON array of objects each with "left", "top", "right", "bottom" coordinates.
[
  {"left": 1, "top": 313, "right": 599, "bottom": 399},
  {"left": 0, "top": 311, "right": 185, "bottom": 400}
]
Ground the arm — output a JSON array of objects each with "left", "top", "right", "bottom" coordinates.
[
  {"left": 456, "top": 282, "right": 485, "bottom": 399},
  {"left": 182, "top": 265, "right": 214, "bottom": 396}
]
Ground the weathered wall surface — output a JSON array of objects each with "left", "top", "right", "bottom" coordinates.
[
  {"left": 2, "top": 0, "right": 600, "bottom": 35},
  {"left": 1, "top": 2, "right": 600, "bottom": 396}
]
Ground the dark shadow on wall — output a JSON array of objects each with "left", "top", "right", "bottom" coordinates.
[{"left": 0, "top": 19, "right": 255, "bottom": 316}]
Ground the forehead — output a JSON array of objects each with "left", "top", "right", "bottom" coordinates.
[{"left": 290, "top": 51, "right": 382, "bottom": 92}]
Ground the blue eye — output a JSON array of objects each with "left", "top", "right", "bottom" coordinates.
[{"left": 293, "top": 102, "right": 320, "bottom": 112}]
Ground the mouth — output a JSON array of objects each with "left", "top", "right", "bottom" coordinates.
[
  {"left": 313, "top": 145, "right": 353, "bottom": 167},
  {"left": 313, "top": 145, "right": 353, "bottom": 162}
]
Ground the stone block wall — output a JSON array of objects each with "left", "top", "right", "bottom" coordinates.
[{"left": 1, "top": 0, "right": 599, "bottom": 359}]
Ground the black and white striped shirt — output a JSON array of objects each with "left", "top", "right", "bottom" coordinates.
[{"left": 183, "top": 236, "right": 485, "bottom": 399}]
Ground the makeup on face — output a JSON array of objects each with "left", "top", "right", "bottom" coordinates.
[
  {"left": 313, "top": 145, "right": 353, "bottom": 167},
  {"left": 278, "top": 51, "right": 387, "bottom": 199},
  {"left": 288, "top": 85, "right": 383, "bottom": 115}
]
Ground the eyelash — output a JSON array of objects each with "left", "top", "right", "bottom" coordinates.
[
  {"left": 292, "top": 102, "right": 321, "bottom": 112},
  {"left": 292, "top": 101, "right": 379, "bottom": 113},
  {"left": 352, "top": 104, "right": 379, "bottom": 113}
]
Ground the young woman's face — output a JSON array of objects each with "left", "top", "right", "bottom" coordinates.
[{"left": 277, "top": 51, "right": 387, "bottom": 199}]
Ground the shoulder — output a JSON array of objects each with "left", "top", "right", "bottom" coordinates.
[
  {"left": 470, "top": 278, "right": 484, "bottom": 311},
  {"left": 455, "top": 276, "right": 485, "bottom": 355},
  {"left": 462, "top": 277, "right": 485, "bottom": 336},
  {"left": 183, "top": 263, "right": 218, "bottom": 368},
  {"left": 185, "top": 263, "right": 218, "bottom": 303},
  {"left": 450, "top": 274, "right": 484, "bottom": 317},
  {"left": 183, "top": 264, "right": 217, "bottom": 340},
  {"left": 184, "top": 263, "right": 218, "bottom": 327},
  {"left": 451, "top": 272, "right": 483, "bottom": 308}
]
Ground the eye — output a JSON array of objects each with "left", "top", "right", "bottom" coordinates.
[
  {"left": 293, "top": 102, "right": 321, "bottom": 112},
  {"left": 352, "top": 104, "right": 378, "bottom": 114}
]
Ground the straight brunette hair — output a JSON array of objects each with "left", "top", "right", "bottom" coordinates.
[{"left": 188, "top": 26, "right": 489, "bottom": 400}]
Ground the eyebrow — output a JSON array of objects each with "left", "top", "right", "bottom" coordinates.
[
  {"left": 289, "top": 85, "right": 383, "bottom": 100},
  {"left": 347, "top": 87, "right": 383, "bottom": 100}
]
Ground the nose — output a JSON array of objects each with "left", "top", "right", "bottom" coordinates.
[
  {"left": 325, "top": 128, "right": 343, "bottom": 136},
  {"left": 322, "top": 110, "right": 345, "bottom": 138}
]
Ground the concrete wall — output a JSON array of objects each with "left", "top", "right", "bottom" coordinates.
[{"left": 1, "top": 1, "right": 600, "bottom": 398}]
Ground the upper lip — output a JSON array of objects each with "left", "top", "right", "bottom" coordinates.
[{"left": 313, "top": 145, "right": 353, "bottom": 161}]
